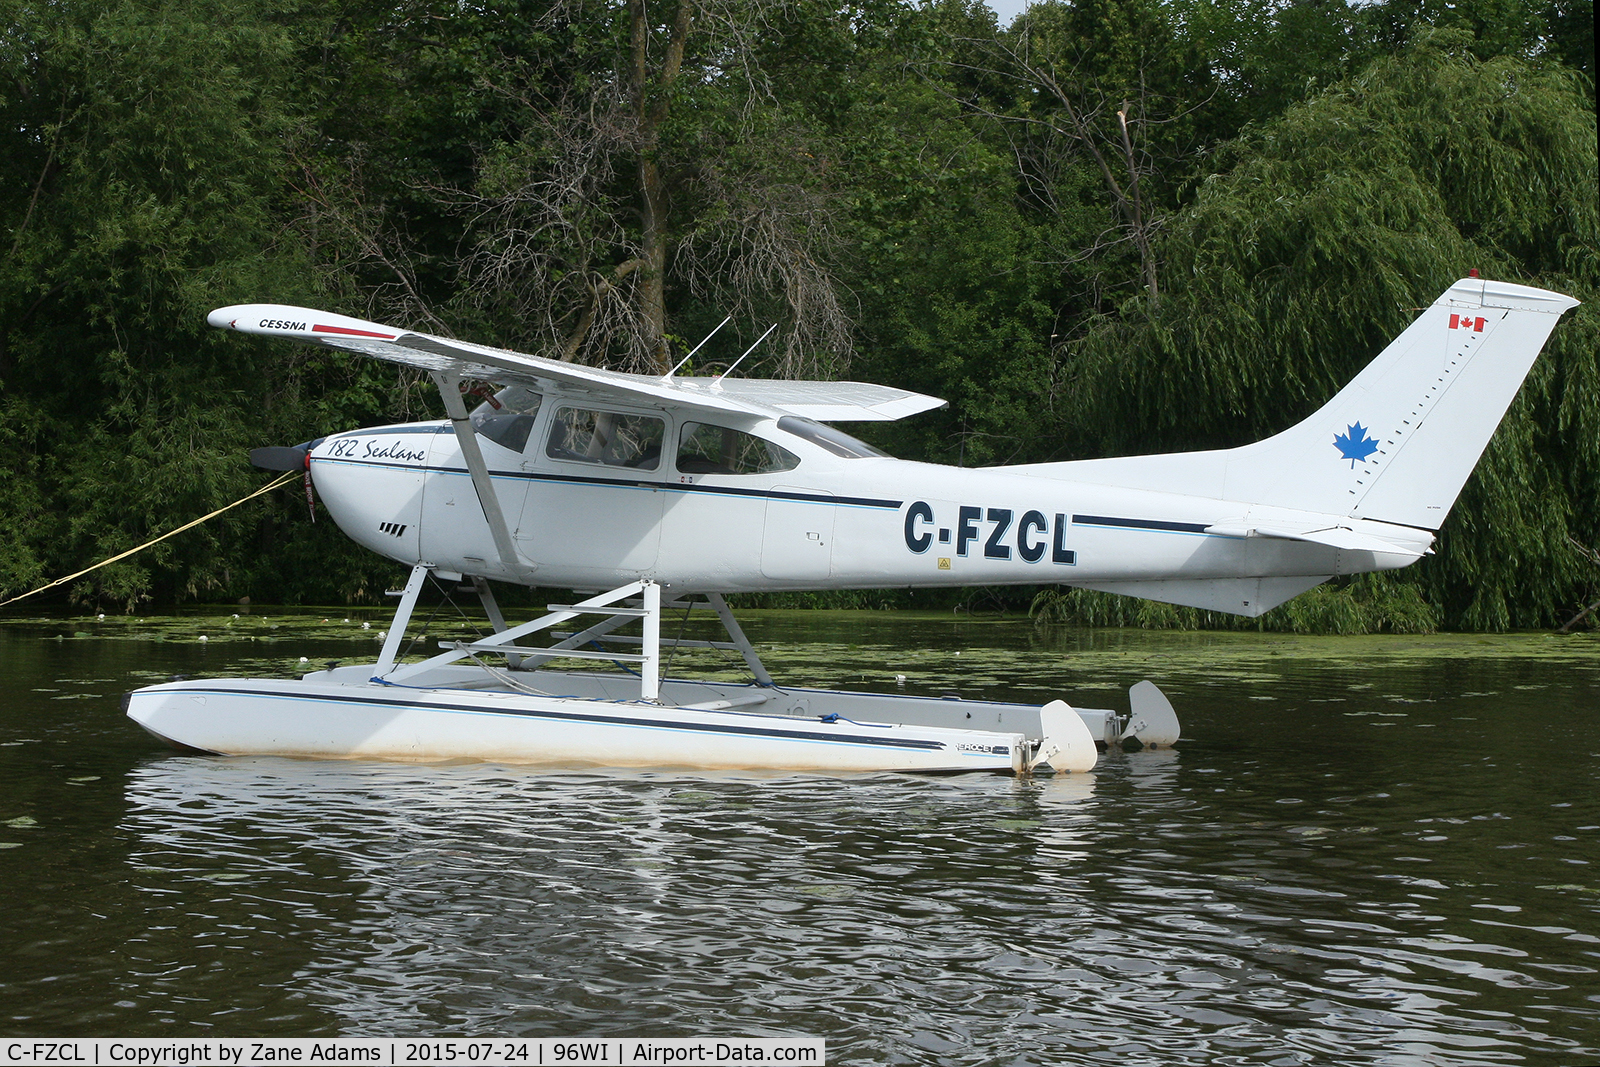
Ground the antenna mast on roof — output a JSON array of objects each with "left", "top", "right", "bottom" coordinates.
[
  {"left": 662, "top": 315, "right": 732, "bottom": 380},
  {"left": 712, "top": 324, "right": 779, "bottom": 387}
]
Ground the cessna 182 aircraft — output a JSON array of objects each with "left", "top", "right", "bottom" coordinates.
[{"left": 126, "top": 276, "right": 1577, "bottom": 774}]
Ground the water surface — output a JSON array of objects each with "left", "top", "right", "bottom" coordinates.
[{"left": 1, "top": 613, "right": 1596, "bottom": 1064}]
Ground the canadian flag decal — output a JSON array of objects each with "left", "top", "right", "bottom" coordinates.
[{"left": 1449, "top": 313, "right": 1487, "bottom": 332}]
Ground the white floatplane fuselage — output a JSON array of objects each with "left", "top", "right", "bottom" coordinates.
[
  {"left": 318, "top": 410, "right": 1427, "bottom": 610},
  {"left": 125, "top": 276, "right": 1577, "bottom": 772}
]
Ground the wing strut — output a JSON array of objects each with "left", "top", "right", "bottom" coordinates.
[{"left": 431, "top": 370, "right": 531, "bottom": 581}]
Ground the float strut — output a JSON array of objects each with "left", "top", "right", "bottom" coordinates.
[
  {"left": 709, "top": 593, "right": 775, "bottom": 687},
  {"left": 640, "top": 580, "right": 661, "bottom": 702},
  {"left": 374, "top": 563, "right": 431, "bottom": 678},
  {"left": 471, "top": 575, "right": 521, "bottom": 668}
]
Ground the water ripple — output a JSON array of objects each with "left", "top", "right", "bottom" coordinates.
[
  {"left": 95, "top": 752, "right": 1600, "bottom": 1064},
  {"left": 4, "top": 626, "right": 1597, "bottom": 1064}
]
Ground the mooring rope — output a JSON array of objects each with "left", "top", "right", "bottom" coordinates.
[{"left": 0, "top": 469, "right": 299, "bottom": 609}]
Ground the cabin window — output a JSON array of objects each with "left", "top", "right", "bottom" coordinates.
[
  {"left": 546, "top": 407, "right": 664, "bottom": 470},
  {"left": 676, "top": 423, "right": 800, "bottom": 475},
  {"left": 469, "top": 384, "right": 543, "bottom": 453},
  {"left": 775, "top": 416, "right": 888, "bottom": 459}
]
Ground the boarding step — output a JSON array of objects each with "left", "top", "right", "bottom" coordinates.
[
  {"left": 447, "top": 640, "right": 646, "bottom": 663},
  {"left": 550, "top": 631, "right": 742, "bottom": 651},
  {"left": 546, "top": 603, "right": 651, "bottom": 617}
]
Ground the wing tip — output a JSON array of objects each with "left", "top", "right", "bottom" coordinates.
[{"left": 206, "top": 304, "right": 401, "bottom": 341}]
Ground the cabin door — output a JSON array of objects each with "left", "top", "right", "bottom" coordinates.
[{"left": 761, "top": 489, "right": 835, "bottom": 580}]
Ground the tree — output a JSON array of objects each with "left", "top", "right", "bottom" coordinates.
[
  {"left": 0, "top": 0, "right": 324, "bottom": 607},
  {"left": 447, "top": 0, "right": 853, "bottom": 376},
  {"left": 995, "top": 0, "right": 1219, "bottom": 310},
  {"left": 1048, "top": 30, "right": 1599, "bottom": 628}
]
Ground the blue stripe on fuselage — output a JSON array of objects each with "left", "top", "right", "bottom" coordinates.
[
  {"left": 1071, "top": 514, "right": 1212, "bottom": 536},
  {"left": 312, "top": 455, "right": 903, "bottom": 511}
]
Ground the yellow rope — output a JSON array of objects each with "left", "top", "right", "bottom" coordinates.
[{"left": 0, "top": 469, "right": 300, "bottom": 609}]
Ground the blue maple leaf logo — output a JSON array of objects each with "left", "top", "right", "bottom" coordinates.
[{"left": 1333, "top": 422, "right": 1380, "bottom": 468}]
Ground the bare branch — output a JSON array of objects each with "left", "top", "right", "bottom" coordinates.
[
  {"left": 284, "top": 139, "right": 452, "bottom": 335},
  {"left": 444, "top": 0, "right": 854, "bottom": 377},
  {"left": 930, "top": 29, "right": 1202, "bottom": 310}
]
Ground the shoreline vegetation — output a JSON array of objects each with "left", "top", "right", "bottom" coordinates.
[
  {"left": 4, "top": 603, "right": 1596, "bottom": 694},
  {"left": 5, "top": 586, "right": 1600, "bottom": 638},
  {"left": 3, "top": 607, "right": 1594, "bottom": 703}
]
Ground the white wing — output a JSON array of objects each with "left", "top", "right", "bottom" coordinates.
[{"left": 208, "top": 304, "right": 945, "bottom": 422}]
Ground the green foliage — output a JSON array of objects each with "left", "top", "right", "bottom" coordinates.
[
  {"left": 1049, "top": 32, "right": 1599, "bottom": 628},
  {"left": 831, "top": 70, "right": 1060, "bottom": 465},
  {"left": 1009, "top": 0, "right": 1219, "bottom": 187},
  {"left": 1171, "top": 0, "right": 1367, "bottom": 120},
  {"left": 0, "top": 0, "right": 322, "bottom": 608}
]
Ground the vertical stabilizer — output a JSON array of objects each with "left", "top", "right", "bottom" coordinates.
[
  {"left": 1219, "top": 278, "right": 1577, "bottom": 528},
  {"left": 1012, "top": 280, "right": 1577, "bottom": 529}
]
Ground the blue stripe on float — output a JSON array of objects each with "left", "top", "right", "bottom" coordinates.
[{"left": 152, "top": 685, "right": 958, "bottom": 752}]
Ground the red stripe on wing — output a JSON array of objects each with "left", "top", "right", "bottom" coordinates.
[{"left": 314, "top": 324, "right": 397, "bottom": 340}]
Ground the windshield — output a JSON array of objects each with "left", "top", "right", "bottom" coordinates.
[
  {"left": 470, "top": 384, "right": 543, "bottom": 452},
  {"left": 775, "top": 416, "right": 889, "bottom": 459}
]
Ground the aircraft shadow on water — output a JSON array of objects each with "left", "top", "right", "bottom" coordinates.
[{"left": 126, "top": 276, "right": 1577, "bottom": 774}]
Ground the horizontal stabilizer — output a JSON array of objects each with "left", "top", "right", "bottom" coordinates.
[
  {"left": 207, "top": 304, "right": 945, "bottom": 423},
  {"left": 1202, "top": 522, "right": 1430, "bottom": 558}
]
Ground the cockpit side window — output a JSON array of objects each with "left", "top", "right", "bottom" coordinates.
[
  {"left": 775, "top": 416, "right": 889, "bottom": 459},
  {"left": 469, "top": 384, "right": 543, "bottom": 453},
  {"left": 546, "top": 407, "right": 664, "bottom": 470},
  {"left": 676, "top": 423, "right": 800, "bottom": 475}
]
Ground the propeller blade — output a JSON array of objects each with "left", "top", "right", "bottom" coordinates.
[{"left": 249, "top": 446, "right": 309, "bottom": 472}]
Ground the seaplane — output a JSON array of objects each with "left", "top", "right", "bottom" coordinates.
[{"left": 125, "top": 276, "right": 1577, "bottom": 773}]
